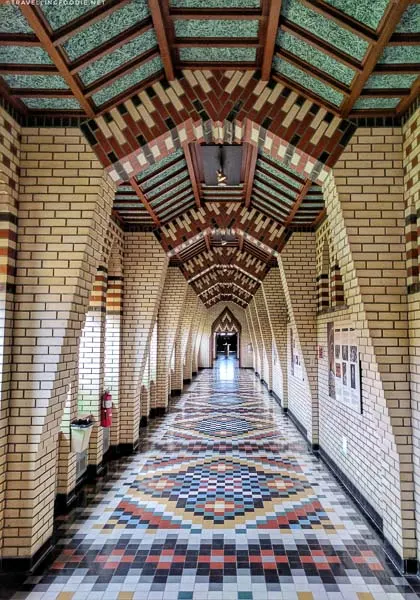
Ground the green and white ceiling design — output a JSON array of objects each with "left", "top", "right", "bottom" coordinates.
[{"left": 0, "top": 0, "right": 418, "bottom": 116}]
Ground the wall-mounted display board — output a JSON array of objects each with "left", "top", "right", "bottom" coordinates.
[{"left": 328, "top": 322, "right": 362, "bottom": 412}]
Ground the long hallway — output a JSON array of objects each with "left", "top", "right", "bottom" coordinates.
[{"left": 7, "top": 359, "right": 420, "bottom": 600}]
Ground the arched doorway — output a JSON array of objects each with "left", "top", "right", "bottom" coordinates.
[{"left": 211, "top": 308, "right": 242, "bottom": 366}]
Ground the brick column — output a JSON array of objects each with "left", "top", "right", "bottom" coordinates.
[
  {"left": 156, "top": 269, "right": 188, "bottom": 411},
  {"left": 178, "top": 287, "right": 198, "bottom": 384},
  {"left": 105, "top": 272, "right": 123, "bottom": 448},
  {"left": 0, "top": 108, "right": 19, "bottom": 552},
  {"left": 120, "top": 233, "right": 168, "bottom": 448},
  {"left": 191, "top": 300, "right": 207, "bottom": 373},
  {"left": 254, "top": 287, "right": 273, "bottom": 390},
  {"left": 78, "top": 267, "right": 107, "bottom": 469},
  {"left": 248, "top": 299, "right": 264, "bottom": 379},
  {"left": 324, "top": 125, "right": 413, "bottom": 563},
  {"left": 245, "top": 308, "right": 258, "bottom": 373},
  {"left": 4, "top": 127, "right": 114, "bottom": 562},
  {"left": 278, "top": 233, "right": 318, "bottom": 444},
  {"left": 262, "top": 268, "right": 288, "bottom": 407}
]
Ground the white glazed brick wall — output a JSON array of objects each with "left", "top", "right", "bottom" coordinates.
[
  {"left": 156, "top": 269, "right": 188, "bottom": 408},
  {"left": 120, "top": 233, "right": 168, "bottom": 442},
  {"left": 323, "top": 125, "right": 414, "bottom": 559},
  {"left": 262, "top": 268, "right": 288, "bottom": 406},
  {"left": 4, "top": 126, "right": 115, "bottom": 558},
  {"left": 278, "top": 233, "right": 318, "bottom": 443},
  {"left": 254, "top": 288, "right": 273, "bottom": 389}
]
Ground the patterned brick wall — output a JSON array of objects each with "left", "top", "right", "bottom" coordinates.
[
  {"left": 262, "top": 268, "right": 288, "bottom": 407},
  {"left": 323, "top": 126, "right": 414, "bottom": 560},
  {"left": 4, "top": 126, "right": 115, "bottom": 559},
  {"left": 0, "top": 107, "right": 19, "bottom": 558},
  {"left": 120, "top": 232, "right": 168, "bottom": 444},
  {"left": 254, "top": 288, "right": 273, "bottom": 390},
  {"left": 248, "top": 299, "right": 265, "bottom": 380},
  {"left": 404, "top": 107, "right": 420, "bottom": 559},
  {"left": 278, "top": 233, "right": 318, "bottom": 443},
  {"left": 191, "top": 300, "right": 207, "bottom": 374},
  {"left": 83, "top": 70, "right": 355, "bottom": 187},
  {"left": 156, "top": 268, "right": 188, "bottom": 409}
]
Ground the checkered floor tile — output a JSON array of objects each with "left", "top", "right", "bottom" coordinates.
[{"left": 4, "top": 357, "right": 420, "bottom": 599}]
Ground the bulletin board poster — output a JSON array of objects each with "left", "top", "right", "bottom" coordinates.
[
  {"left": 290, "top": 327, "right": 303, "bottom": 380},
  {"left": 330, "top": 323, "right": 361, "bottom": 411}
]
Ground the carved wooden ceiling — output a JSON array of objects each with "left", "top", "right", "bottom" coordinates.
[{"left": 1, "top": 0, "right": 418, "bottom": 306}]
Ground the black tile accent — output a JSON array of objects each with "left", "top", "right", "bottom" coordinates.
[
  {"left": 165, "top": 117, "right": 176, "bottom": 130},
  {"left": 117, "top": 104, "right": 128, "bottom": 116},
  {"left": 139, "top": 416, "right": 148, "bottom": 428},
  {"left": 171, "top": 389, "right": 182, "bottom": 396},
  {"left": 107, "top": 151, "right": 118, "bottom": 163},
  {"left": 104, "top": 113, "right": 113, "bottom": 124},
  {"left": 136, "top": 134, "right": 147, "bottom": 146},
  {"left": 318, "top": 447, "right": 383, "bottom": 533},
  {"left": 0, "top": 536, "right": 53, "bottom": 574}
]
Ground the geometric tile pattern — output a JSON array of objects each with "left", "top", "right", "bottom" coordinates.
[{"left": 5, "top": 357, "right": 420, "bottom": 600}]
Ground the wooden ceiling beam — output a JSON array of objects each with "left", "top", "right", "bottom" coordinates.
[
  {"left": 149, "top": 0, "right": 175, "bottom": 81},
  {"left": 147, "top": 175, "right": 191, "bottom": 201},
  {"left": 169, "top": 8, "right": 264, "bottom": 20},
  {"left": 129, "top": 177, "right": 161, "bottom": 226},
  {"left": 10, "top": 88, "right": 75, "bottom": 97},
  {"left": 283, "top": 180, "right": 312, "bottom": 227},
  {"left": 374, "top": 63, "right": 420, "bottom": 74},
  {"left": 281, "top": 18, "right": 363, "bottom": 72},
  {"left": 69, "top": 19, "right": 153, "bottom": 74},
  {"left": 204, "top": 232, "right": 212, "bottom": 254},
  {"left": 83, "top": 48, "right": 159, "bottom": 97},
  {"left": 0, "top": 78, "right": 28, "bottom": 115},
  {"left": 244, "top": 143, "right": 258, "bottom": 208},
  {"left": 178, "top": 62, "right": 257, "bottom": 71},
  {"left": 300, "top": 0, "right": 378, "bottom": 43},
  {"left": 254, "top": 173, "right": 296, "bottom": 202},
  {"left": 360, "top": 87, "right": 410, "bottom": 97},
  {"left": 396, "top": 76, "right": 420, "bottom": 115},
  {"left": 183, "top": 143, "right": 201, "bottom": 208},
  {"left": 137, "top": 155, "right": 183, "bottom": 185},
  {"left": 341, "top": 0, "right": 412, "bottom": 118},
  {"left": 173, "top": 38, "right": 262, "bottom": 48},
  {"left": 261, "top": 0, "right": 282, "bottom": 80},
  {"left": 389, "top": 32, "right": 420, "bottom": 45},
  {"left": 312, "top": 207, "right": 326, "bottom": 228},
  {"left": 20, "top": 4, "right": 94, "bottom": 117},
  {"left": 0, "top": 64, "right": 58, "bottom": 74},
  {"left": 277, "top": 49, "right": 351, "bottom": 95},
  {"left": 0, "top": 33, "right": 41, "bottom": 46},
  {"left": 256, "top": 166, "right": 300, "bottom": 195}
]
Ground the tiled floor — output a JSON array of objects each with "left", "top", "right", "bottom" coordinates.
[{"left": 5, "top": 357, "right": 420, "bottom": 599}]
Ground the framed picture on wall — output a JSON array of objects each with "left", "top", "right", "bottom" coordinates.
[{"left": 327, "top": 322, "right": 361, "bottom": 412}]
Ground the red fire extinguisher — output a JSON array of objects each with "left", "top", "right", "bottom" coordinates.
[{"left": 101, "top": 390, "right": 112, "bottom": 428}]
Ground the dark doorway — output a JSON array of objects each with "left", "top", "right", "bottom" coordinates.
[{"left": 216, "top": 332, "right": 238, "bottom": 356}]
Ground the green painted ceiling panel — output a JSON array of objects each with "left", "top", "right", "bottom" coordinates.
[
  {"left": 0, "top": 46, "right": 53, "bottom": 65},
  {"left": 260, "top": 150, "right": 304, "bottom": 181},
  {"left": 63, "top": 0, "right": 150, "bottom": 61},
  {"left": 175, "top": 19, "right": 259, "bottom": 38},
  {"left": 277, "top": 30, "right": 356, "bottom": 85},
  {"left": 179, "top": 47, "right": 257, "bottom": 62},
  {"left": 396, "top": 5, "right": 420, "bottom": 33},
  {"left": 254, "top": 180, "right": 294, "bottom": 205},
  {"left": 256, "top": 172, "right": 296, "bottom": 199},
  {"left": 257, "top": 159, "right": 300, "bottom": 190},
  {"left": 171, "top": 0, "right": 260, "bottom": 6},
  {"left": 0, "top": 5, "right": 32, "bottom": 33},
  {"left": 142, "top": 159, "right": 187, "bottom": 191},
  {"left": 323, "top": 0, "right": 390, "bottom": 30},
  {"left": 22, "top": 97, "right": 81, "bottom": 109},
  {"left": 281, "top": 0, "right": 369, "bottom": 61},
  {"left": 150, "top": 179, "right": 191, "bottom": 205},
  {"left": 378, "top": 45, "right": 420, "bottom": 64},
  {"left": 91, "top": 56, "right": 163, "bottom": 106},
  {"left": 138, "top": 149, "right": 184, "bottom": 179},
  {"left": 364, "top": 73, "right": 418, "bottom": 89},
  {"left": 40, "top": 4, "right": 94, "bottom": 30},
  {"left": 148, "top": 171, "right": 189, "bottom": 198},
  {"left": 353, "top": 97, "right": 401, "bottom": 109},
  {"left": 2, "top": 74, "right": 68, "bottom": 89},
  {"left": 79, "top": 30, "right": 158, "bottom": 86},
  {"left": 273, "top": 57, "right": 344, "bottom": 106}
]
